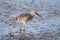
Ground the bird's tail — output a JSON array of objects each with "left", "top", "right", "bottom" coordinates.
[{"left": 9, "top": 17, "right": 17, "bottom": 22}]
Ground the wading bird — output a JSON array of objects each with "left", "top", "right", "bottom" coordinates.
[
  {"left": 11, "top": 10, "right": 44, "bottom": 40},
  {"left": 11, "top": 10, "right": 44, "bottom": 24}
]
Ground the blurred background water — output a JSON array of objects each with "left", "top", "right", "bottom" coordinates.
[{"left": 0, "top": 0, "right": 60, "bottom": 40}]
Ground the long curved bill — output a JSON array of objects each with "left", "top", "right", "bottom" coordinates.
[{"left": 36, "top": 13, "right": 45, "bottom": 20}]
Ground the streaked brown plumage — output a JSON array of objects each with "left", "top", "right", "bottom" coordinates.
[{"left": 11, "top": 10, "right": 41, "bottom": 24}]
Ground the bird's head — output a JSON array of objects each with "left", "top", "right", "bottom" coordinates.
[
  {"left": 31, "top": 10, "right": 45, "bottom": 20},
  {"left": 31, "top": 10, "right": 37, "bottom": 16},
  {"left": 31, "top": 10, "right": 40, "bottom": 16}
]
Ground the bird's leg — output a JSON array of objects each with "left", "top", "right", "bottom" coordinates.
[
  {"left": 22, "top": 23, "right": 25, "bottom": 40},
  {"left": 19, "top": 23, "right": 25, "bottom": 40}
]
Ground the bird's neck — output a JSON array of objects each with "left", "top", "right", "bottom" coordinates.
[{"left": 30, "top": 12, "right": 35, "bottom": 17}]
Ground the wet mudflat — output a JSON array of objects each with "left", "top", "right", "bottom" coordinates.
[{"left": 0, "top": 0, "right": 60, "bottom": 40}]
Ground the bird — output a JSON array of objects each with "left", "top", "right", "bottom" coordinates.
[
  {"left": 11, "top": 10, "right": 44, "bottom": 24},
  {"left": 10, "top": 10, "right": 44, "bottom": 40}
]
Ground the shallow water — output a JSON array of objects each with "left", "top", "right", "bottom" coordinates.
[{"left": 0, "top": 0, "right": 60, "bottom": 40}]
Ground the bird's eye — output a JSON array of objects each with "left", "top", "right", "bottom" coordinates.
[{"left": 21, "top": 15, "right": 24, "bottom": 17}]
